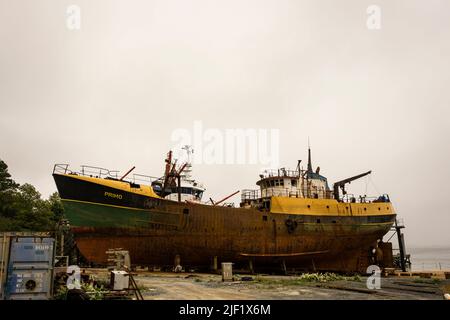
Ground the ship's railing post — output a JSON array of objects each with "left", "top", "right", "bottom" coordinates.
[{"left": 53, "top": 164, "right": 70, "bottom": 174}]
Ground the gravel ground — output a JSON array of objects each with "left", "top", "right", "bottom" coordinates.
[{"left": 128, "top": 272, "right": 450, "bottom": 300}]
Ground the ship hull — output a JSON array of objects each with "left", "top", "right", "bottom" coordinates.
[{"left": 54, "top": 173, "right": 396, "bottom": 272}]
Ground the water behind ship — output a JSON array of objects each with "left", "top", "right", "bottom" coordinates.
[{"left": 408, "top": 247, "right": 450, "bottom": 271}]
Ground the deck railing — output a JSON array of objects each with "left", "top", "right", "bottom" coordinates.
[
  {"left": 259, "top": 168, "right": 301, "bottom": 179},
  {"left": 53, "top": 164, "right": 161, "bottom": 186},
  {"left": 340, "top": 193, "right": 390, "bottom": 203},
  {"left": 241, "top": 188, "right": 390, "bottom": 203},
  {"left": 241, "top": 188, "right": 332, "bottom": 201}
]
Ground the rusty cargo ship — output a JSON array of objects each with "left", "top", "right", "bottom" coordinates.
[{"left": 52, "top": 147, "right": 396, "bottom": 273}]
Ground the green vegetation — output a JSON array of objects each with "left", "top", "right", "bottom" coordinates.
[
  {"left": 82, "top": 283, "right": 106, "bottom": 300},
  {"left": 413, "top": 278, "right": 442, "bottom": 285},
  {"left": 53, "top": 283, "right": 106, "bottom": 300},
  {"left": 53, "top": 286, "right": 69, "bottom": 300},
  {"left": 295, "top": 272, "right": 360, "bottom": 282},
  {"left": 254, "top": 273, "right": 361, "bottom": 286},
  {"left": 0, "top": 159, "right": 64, "bottom": 231}
]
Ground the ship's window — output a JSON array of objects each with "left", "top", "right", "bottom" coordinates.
[
  {"left": 270, "top": 180, "right": 275, "bottom": 187},
  {"left": 183, "top": 208, "right": 189, "bottom": 214},
  {"left": 178, "top": 187, "right": 194, "bottom": 194},
  {"left": 263, "top": 216, "right": 268, "bottom": 221},
  {"left": 275, "top": 180, "right": 279, "bottom": 186},
  {"left": 316, "top": 219, "right": 321, "bottom": 223},
  {"left": 291, "top": 179, "right": 297, "bottom": 186},
  {"left": 194, "top": 190, "right": 203, "bottom": 199},
  {"left": 280, "top": 179, "right": 284, "bottom": 186}
]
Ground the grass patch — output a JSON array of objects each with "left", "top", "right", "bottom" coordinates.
[
  {"left": 413, "top": 278, "right": 442, "bottom": 285},
  {"left": 254, "top": 273, "right": 361, "bottom": 287}
]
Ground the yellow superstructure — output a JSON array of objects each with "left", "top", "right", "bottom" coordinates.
[{"left": 270, "top": 196, "right": 394, "bottom": 216}]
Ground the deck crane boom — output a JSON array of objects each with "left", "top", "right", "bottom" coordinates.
[{"left": 333, "top": 170, "right": 372, "bottom": 200}]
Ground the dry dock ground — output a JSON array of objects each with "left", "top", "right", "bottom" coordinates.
[
  {"left": 83, "top": 269, "right": 450, "bottom": 300},
  {"left": 127, "top": 272, "right": 449, "bottom": 300}
]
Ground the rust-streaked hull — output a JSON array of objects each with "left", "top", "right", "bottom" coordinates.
[{"left": 54, "top": 173, "right": 395, "bottom": 272}]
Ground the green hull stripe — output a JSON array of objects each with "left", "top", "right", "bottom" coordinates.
[
  {"left": 62, "top": 199, "right": 154, "bottom": 228},
  {"left": 62, "top": 199, "right": 392, "bottom": 231}
]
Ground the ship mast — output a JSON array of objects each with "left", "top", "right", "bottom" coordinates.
[
  {"left": 306, "top": 142, "right": 313, "bottom": 197},
  {"left": 181, "top": 145, "right": 194, "bottom": 181},
  {"left": 307, "top": 146, "right": 313, "bottom": 174}
]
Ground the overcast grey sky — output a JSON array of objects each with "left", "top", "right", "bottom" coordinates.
[{"left": 1, "top": 0, "right": 449, "bottom": 247}]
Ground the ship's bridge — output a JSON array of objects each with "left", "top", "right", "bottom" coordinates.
[
  {"left": 241, "top": 148, "right": 332, "bottom": 208},
  {"left": 253, "top": 166, "right": 331, "bottom": 200},
  {"left": 240, "top": 148, "right": 389, "bottom": 211}
]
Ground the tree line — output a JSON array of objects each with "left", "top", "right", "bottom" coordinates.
[{"left": 0, "top": 159, "right": 63, "bottom": 231}]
